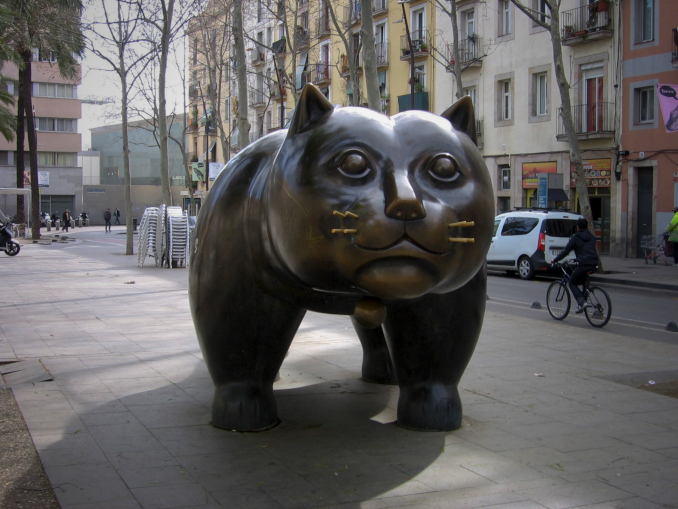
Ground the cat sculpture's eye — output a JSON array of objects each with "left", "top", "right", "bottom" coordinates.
[
  {"left": 338, "top": 152, "right": 370, "bottom": 179},
  {"left": 428, "top": 155, "right": 461, "bottom": 183}
]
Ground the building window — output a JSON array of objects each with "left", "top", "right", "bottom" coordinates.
[
  {"left": 38, "top": 152, "right": 75, "bottom": 166},
  {"left": 641, "top": 0, "right": 654, "bottom": 42},
  {"left": 501, "top": 80, "right": 511, "bottom": 120},
  {"left": 35, "top": 83, "right": 76, "bottom": 99},
  {"left": 37, "top": 118, "right": 76, "bottom": 132},
  {"left": 414, "top": 62, "right": 426, "bottom": 90},
  {"left": 463, "top": 86, "right": 476, "bottom": 111},
  {"left": 500, "top": 165, "right": 511, "bottom": 190},
  {"left": 0, "top": 151, "right": 8, "bottom": 165},
  {"left": 536, "top": 73, "right": 547, "bottom": 116},
  {"left": 635, "top": 86, "right": 655, "bottom": 124},
  {"left": 257, "top": 0, "right": 262, "bottom": 22},
  {"left": 537, "top": 0, "right": 549, "bottom": 23},
  {"left": 499, "top": 0, "right": 511, "bottom": 35}
]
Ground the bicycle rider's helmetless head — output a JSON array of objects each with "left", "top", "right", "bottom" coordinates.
[{"left": 577, "top": 218, "right": 588, "bottom": 231}]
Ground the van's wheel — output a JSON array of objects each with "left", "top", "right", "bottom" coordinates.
[{"left": 518, "top": 256, "right": 534, "bottom": 280}]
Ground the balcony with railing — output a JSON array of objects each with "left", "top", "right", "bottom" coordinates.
[
  {"left": 312, "top": 63, "right": 331, "bottom": 84},
  {"left": 376, "top": 42, "right": 389, "bottom": 67},
  {"left": 250, "top": 45, "right": 266, "bottom": 66},
  {"left": 561, "top": 0, "right": 612, "bottom": 46},
  {"left": 400, "top": 30, "right": 430, "bottom": 60},
  {"left": 271, "top": 84, "right": 286, "bottom": 101},
  {"left": 251, "top": 90, "right": 266, "bottom": 109},
  {"left": 271, "top": 37, "right": 287, "bottom": 56},
  {"left": 672, "top": 28, "right": 678, "bottom": 68},
  {"left": 316, "top": 14, "right": 331, "bottom": 38},
  {"left": 475, "top": 119, "right": 483, "bottom": 149},
  {"left": 294, "top": 27, "right": 310, "bottom": 48},
  {"left": 557, "top": 102, "right": 615, "bottom": 140},
  {"left": 445, "top": 36, "right": 484, "bottom": 71},
  {"left": 342, "top": 5, "right": 361, "bottom": 27},
  {"left": 373, "top": 0, "right": 387, "bottom": 16},
  {"left": 340, "top": 51, "right": 361, "bottom": 76}
]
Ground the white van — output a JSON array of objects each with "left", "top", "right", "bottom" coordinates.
[{"left": 487, "top": 209, "right": 583, "bottom": 279}]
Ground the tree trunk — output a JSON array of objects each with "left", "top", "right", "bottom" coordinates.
[
  {"left": 448, "top": 0, "right": 464, "bottom": 100},
  {"left": 119, "top": 44, "right": 134, "bottom": 255},
  {"left": 233, "top": 0, "right": 250, "bottom": 150},
  {"left": 158, "top": 0, "right": 174, "bottom": 206},
  {"left": 15, "top": 58, "right": 26, "bottom": 225},
  {"left": 548, "top": 12, "right": 600, "bottom": 269},
  {"left": 21, "top": 51, "right": 40, "bottom": 240},
  {"left": 360, "top": 0, "right": 380, "bottom": 112}
]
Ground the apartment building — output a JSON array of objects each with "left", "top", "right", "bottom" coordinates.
[
  {"left": 0, "top": 56, "right": 83, "bottom": 217},
  {"left": 187, "top": 0, "right": 438, "bottom": 180},
  {"left": 618, "top": 0, "right": 678, "bottom": 257},
  {"left": 434, "top": 0, "right": 620, "bottom": 255}
]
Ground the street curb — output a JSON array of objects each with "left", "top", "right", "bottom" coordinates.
[{"left": 589, "top": 275, "right": 678, "bottom": 293}]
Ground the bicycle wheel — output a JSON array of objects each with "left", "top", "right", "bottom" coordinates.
[
  {"left": 547, "top": 281, "right": 570, "bottom": 320},
  {"left": 584, "top": 286, "right": 611, "bottom": 327}
]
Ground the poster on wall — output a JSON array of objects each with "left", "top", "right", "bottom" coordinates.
[
  {"left": 209, "top": 162, "right": 224, "bottom": 181},
  {"left": 38, "top": 171, "right": 49, "bottom": 187},
  {"left": 570, "top": 159, "right": 612, "bottom": 188},
  {"left": 191, "top": 162, "right": 206, "bottom": 182},
  {"left": 522, "top": 162, "right": 557, "bottom": 188},
  {"left": 657, "top": 84, "right": 678, "bottom": 133}
]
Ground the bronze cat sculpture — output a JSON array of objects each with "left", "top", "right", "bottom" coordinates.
[{"left": 189, "top": 84, "right": 494, "bottom": 432}]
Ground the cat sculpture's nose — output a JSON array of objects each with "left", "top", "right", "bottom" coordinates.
[{"left": 384, "top": 171, "right": 426, "bottom": 220}]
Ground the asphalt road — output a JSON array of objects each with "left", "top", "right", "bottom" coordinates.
[{"left": 487, "top": 271, "right": 678, "bottom": 343}]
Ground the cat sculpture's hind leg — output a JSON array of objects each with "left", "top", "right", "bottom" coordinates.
[
  {"left": 351, "top": 317, "right": 397, "bottom": 385},
  {"left": 383, "top": 266, "right": 487, "bottom": 431}
]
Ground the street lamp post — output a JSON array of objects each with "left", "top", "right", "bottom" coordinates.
[{"left": 395, "top": 0, "right": 415, "bottom": 110}]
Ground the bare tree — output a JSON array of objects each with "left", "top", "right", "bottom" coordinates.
[
  {"left": 432, "top": 0, "right": 464, "bottom": 100},
  {"left": 136, "top": 0, "right": 191, "bottom": 205},
  {"left": 360, "top": 0, "right": 380, "bottom": 112},
  {"left": 86, "top": 0, "right": 154, "bottom": 255},
  {"left": 232, "top": 0, "right": 250, "bottom": 149},
  {"left": 326, "top": 0, "right": 360, "bottom": 106},
  {"left": 510, "top": 0, "right": 599, "bottom": 267}
]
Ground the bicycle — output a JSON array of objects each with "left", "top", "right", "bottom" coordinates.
[{"left": 546, "top": 260, "right": 612, "bottom": 327}]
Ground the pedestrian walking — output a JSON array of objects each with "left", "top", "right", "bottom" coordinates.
[
  {"left": 104, "top": 208, "right": 112, "bottom": 232},
  {"left": 114, "top": 207, "right": 121, "bottom": 225},
  {"left": 61, "top": 209, "right": 71, "bottom": 233},
  {"left": 666, "top": 206, "right": 678, "bottom": 266}
]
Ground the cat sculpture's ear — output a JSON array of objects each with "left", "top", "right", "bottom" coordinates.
[
  {"left": 287, "top": 84, "right": 334, "bottom": 137},
  {"left": 440, "top": 96, "right": 477, "bottom": 146}
]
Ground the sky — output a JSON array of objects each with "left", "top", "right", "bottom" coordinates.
[{"left": 78, "top": 1, "right": 187, "bottom": 150}]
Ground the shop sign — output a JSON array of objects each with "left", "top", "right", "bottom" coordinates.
[
  {"left": 570, "top": 159, "right": 612, "bottom": 188},
  {"left": 522, "top": 162, "right": 557, "bottom": 188}
]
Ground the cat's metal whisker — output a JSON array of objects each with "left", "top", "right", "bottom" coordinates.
[
  {"left": 332, "top": 229, "right": 358, "bottom": 234},
  {"left": 333, "top": 210, "right": 359, "bottom": 219},
  {"left": 448, "top": 237, "right": 475, "bottom": 243},
  {"left": 448, "top": 221, "right": 474, "bottom": 228}
]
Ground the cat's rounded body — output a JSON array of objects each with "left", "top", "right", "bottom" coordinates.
[{"left": 189, "top": 85, "right": 494, "bottom": 432}]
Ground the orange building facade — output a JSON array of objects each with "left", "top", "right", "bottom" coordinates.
[{"left": 617, "top": 0, "right": 678, "bottom": 257}]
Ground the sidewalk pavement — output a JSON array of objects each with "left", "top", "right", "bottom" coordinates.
[{"left": 2, "top": 230, "right": 678, "bottom": 509}]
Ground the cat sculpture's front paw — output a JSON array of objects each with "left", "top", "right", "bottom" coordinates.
[
  {"left": 397, "top": 383, "right": 463, "bottom": 431},
  {"left": 211, "top": 382, "right": 279, "bottom": 432}
]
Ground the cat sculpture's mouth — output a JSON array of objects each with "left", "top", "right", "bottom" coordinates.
[{"left": 353, "top": 234, "right": 450, "bottom": 256}]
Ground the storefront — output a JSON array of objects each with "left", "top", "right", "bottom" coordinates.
[
  {"left": 571, "top": 158, "right": 612, "bottom": 254},
  {"left": 522, "top": 162, "right": 557, "bottom": 207}
]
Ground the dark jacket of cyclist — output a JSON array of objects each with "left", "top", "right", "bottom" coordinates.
[{"left": 552, "top": 218, "right": 598, "bottom": 312}]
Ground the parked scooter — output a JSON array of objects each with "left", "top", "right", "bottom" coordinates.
[
  {"left": 40, "top": 211, "right": 50, "bottom": 227},
  {"left": 0, "top": 218, "right": 20, "bottom": 256}
]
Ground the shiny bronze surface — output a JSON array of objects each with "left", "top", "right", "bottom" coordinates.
[{"left": 189, "top": 84, "right": 494, "bottom": 432}]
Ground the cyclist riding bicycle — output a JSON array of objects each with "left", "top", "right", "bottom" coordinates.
[{"left": 551, "top": 217, "right": 598, "bottom": 314}]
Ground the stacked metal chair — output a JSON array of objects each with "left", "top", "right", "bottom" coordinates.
[{"left": 137, "top": 207, "right": 159, "bottom": 267}]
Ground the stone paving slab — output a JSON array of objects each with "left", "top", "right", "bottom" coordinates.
[{"left": 1, "top": 237, "right": 678, "bottom": 508}]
